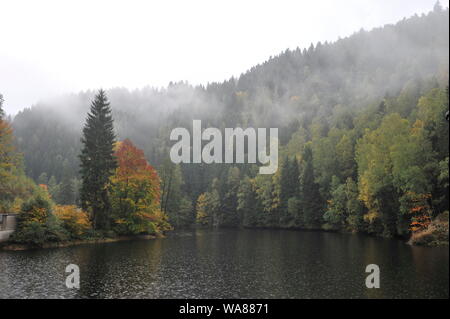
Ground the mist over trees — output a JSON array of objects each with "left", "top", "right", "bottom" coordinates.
[
  {"left": 7, "top": 6, "right": 450, "bottom": 238},
  {"left": 0, "top": 94, "right": 4, "bottom": 120}
]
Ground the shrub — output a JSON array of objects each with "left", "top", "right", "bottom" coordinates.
[
  {"left": 53, "top": 205, "right": 92, "bottom": 239},
  {"left": 10, "top": 195, "right": 68, "bottom": 245}
]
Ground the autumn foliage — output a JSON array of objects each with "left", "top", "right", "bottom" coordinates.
[
  {"left": 110, "top": 139, "right": 170, "bottom": 235},
  {"left": 405, "top": 192, "right": 433, "bottom": 233},
  {"left": 54, "top": 205, "right": 91, "bottom": 239},
  {"left": 1, "top": 119, "right": 37, "bottom": 214}
]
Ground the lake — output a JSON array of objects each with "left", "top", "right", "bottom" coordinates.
[{"left": 0, "top": 229, "right": 448, "bottom": 299}]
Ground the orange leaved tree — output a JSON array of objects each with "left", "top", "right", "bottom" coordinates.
[
  {"left": 110, "top": 139, "right": 170, "bottom": 235},
  {"left": 54, "top": 205, "right": 92, "bottom": 239}
]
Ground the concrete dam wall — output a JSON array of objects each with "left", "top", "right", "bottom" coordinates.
[{"left": 0, "top": 214, "right": 17, "bottom": 243}]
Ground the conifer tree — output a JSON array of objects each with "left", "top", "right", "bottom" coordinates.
[
  {"left": 279, "top": 156, "right": 300, "bottom": 225},
  {"left": 79, "top": 90, "right": 117, "bottom": 230},
  {"left": 59, "top": 176, "right": 75, "bottom": 205},
  {"left": 301, "top": 143, "right": 323, "bottom": 227}
]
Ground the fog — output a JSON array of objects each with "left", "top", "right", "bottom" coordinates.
[{"left": 1, "top": 0, "right": 448, "bottom": 115}]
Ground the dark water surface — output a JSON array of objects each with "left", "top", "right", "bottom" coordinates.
[{"left": 0, "top": 229, "right": 448, "bottom": 299}]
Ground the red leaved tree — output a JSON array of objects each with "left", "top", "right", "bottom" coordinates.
[{"left": 110, "top": 139, "right": 170, "bottom": 235}]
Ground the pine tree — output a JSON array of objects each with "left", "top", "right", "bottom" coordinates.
[
  {"left": 279, "top": 156, "right": 292, "bottom": 209},
  {"left": 79, "top": 90, "right": 117, "bottom": 230},
  {"left": 221, "top": 166, "right": 241, "bottom": 227},
  {"left": 279, "top": 157, "right": 300, "bottom": 225},
  {"left": 159, "top": 158, "right": 187, "bottom": 226},
  {"left": 300, "top": 143, "right": 323, "bottom": 228},
  {"left": 59, "top": 177, "right": 75, "bottom": 205},
  {"left": 47, "top": 176, "right": 59, "bottom": 200},
  {"left": 238, "top": 176, "right": 260, "bottom": 227}
]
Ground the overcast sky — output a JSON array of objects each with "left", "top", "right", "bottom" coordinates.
[{"left": 0, "top": 0, "right": 448, "bottom": 115}]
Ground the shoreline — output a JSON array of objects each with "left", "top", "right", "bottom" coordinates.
[
  {"left": 2, "top": 224, "right": 448, "bottom": 251},
  {"left": 0, "top": 234, "right": 163, "bottom": 251},
  {"left": 188, "top": 225, "right": 449, "bottom": 247}
]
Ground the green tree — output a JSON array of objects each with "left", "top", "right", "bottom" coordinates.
[
  {"left": 437, "top": 157, "right": 449, "bottom": 210},
  {"left": 159, "top": 158, "right": 191, "bottom": 227},
  {"left": 300, "top": 143, "right": 323, "bottom": 228},
  {"left": 357, "top": 114, "right": 436, "bottom": 236},
  {"left": 59, "top": 176, "right": 75, "bottom": 205},
  {"left": 47, "top": 175, "right": 60, "bottom": 202},
  {"left": 79, "top": 90, "right": 117, "bottom": 230},
  {"left": 279, "top": 156, "right": 300, "bottom": 226},
  {"left": 237, "top": 176, "right": 259, "bottom": 227},
  {"left": 58, "top": 161, "right": 75, "bottom": 205},
  {"left": 221, "top": 166, "right": 241, "bottom": 226},
  {"left": 323, "top": 176, "right": 347, "bottom": 229},
  {"left": 312, "top": 129, "right": 341, "bottom": 199},
  {"left": 335, "top": 133, "right": 356, "bottom": 180},
  {"left": 345, "top": 177, "right": 365, "bottom": 232},
  {"left": 0, "top": 107, "right": 39, "bottom": 214},
  {"left": 10, "top": 194, "right": 68, "bottom": 245},
  {"left": 196, "top": 188, "right": 220, "bottom": 227},
  {"left": 417, "top": 88, "right": 449, "bottom": 159},
  {"left": 252, "top": 174, "right": 273, "bottom": 226}
]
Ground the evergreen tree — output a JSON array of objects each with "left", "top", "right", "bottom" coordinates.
[
  {"left": 279, "top": 157, "right": 300, "bottom": 225},
  {"left": 79, "top": 90, "right": 117, "bottom": 230},
  {"left": 59, "top": 177, "right": 75, "bottom": 205},
  {"left": 47, "top": 175, "right": 59, "bottom": 201},
  {"left": 237, "top": 176, "right": 258, "bottom": 227},
  {"left": 279, "top": 157, "right": 291, "bottom": 203},
  {"left": 221, "top": 166, "right": 241, "bottom": 226},
  {"left": 159, "top": 159, "right": 191, "bottom": 226},
  {"left": 300, "top": 143, "right": 323, "bottom": 228}
]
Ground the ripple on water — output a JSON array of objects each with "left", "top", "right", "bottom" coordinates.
[{"left": 0, "top": 229, "right": 448, "bottom": 299}]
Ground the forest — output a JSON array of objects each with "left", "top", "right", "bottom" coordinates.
[{"left": 0, "top": 4, "right": 449, "bottom": 245}]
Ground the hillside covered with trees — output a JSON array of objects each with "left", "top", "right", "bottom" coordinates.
[{"left": 2, "top": 5, "right": 449, "bottom": 244}]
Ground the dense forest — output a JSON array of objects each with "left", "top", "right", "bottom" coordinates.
[{"left": 1, "top": 5, "right": 449, "bottom": 244}]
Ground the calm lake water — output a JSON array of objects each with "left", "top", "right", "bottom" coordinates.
[{"left": 0, "top": 229, "right": 448, "bottom": 299}]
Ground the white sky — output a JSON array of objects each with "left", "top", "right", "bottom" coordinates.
[{"left": 0, "top": 0, "right": 448, "bottom": 115}]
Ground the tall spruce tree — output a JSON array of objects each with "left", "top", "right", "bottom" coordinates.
[
  {"left": 301, "top": 143, "right": 323, "bottom": 228},
  {"left": 79, "top": 90, "right": 117, "bottom": 230},
  {"left": 279, "top": 157, "right": 300, "bottom": 225}
]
